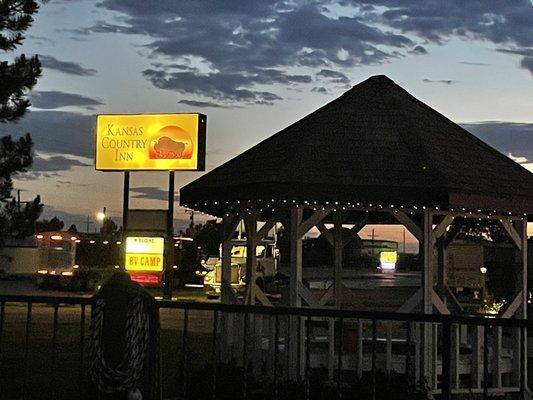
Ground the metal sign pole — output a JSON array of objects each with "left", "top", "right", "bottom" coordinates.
[
  {"left": 122, "top": 171, "right": 130, "bottom": 270},
  {"left": 163, "top": 171, "right": 175, "bottom": 299},
  {"left": 123, "top": 171, "right": 130, "bottom": 233}
]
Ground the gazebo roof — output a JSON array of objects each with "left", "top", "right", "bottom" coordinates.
[{"left": 181, "top": 75, "right": 533, "bottom": 217}]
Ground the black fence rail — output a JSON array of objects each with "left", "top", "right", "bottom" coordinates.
[{"left": 0, "top": 294, "right": 529, "bottom": 400}]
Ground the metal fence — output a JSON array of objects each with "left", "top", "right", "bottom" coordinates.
[{"left": 0, "top": 294, "right": 529, "bottom": 400}]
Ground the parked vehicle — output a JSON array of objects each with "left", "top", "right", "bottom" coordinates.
[
  {"left": 35, "top": 231, "right": 117, "bottom": 291},
  {"left": 203, "top": 238, "right": 279, "bottom": 298}
]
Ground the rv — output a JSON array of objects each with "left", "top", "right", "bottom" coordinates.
[{"left": 203, "top": 238, "right": 279, "bottom": 298}]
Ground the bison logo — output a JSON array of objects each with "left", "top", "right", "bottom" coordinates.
[
  {"left": 153, "top": 136, "right": 186, "bottom": 158},
  {"left": 149, "top": 125, "right": 193, "bottom": 159}
]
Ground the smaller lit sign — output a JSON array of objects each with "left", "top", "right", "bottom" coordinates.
[
  {"left": 379, "top": 251, "right": 397, "bottom": 271},
  {"left": 125, "top": 236, "right": 164, "bottom": 272}
]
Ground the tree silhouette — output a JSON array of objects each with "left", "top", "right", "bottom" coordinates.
[
  {"left": 100, "top": 217, "right": 118, "bottom": 236},
  {"left": 35, "top": 216, "right": 64, "bottom": 233},
  {"left": 0, "top": 1, "right": 42, "bottom": 241},
  {"left": 4, "top": 194, "right": 42, "bottom": 238}
]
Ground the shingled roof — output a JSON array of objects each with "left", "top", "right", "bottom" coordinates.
[{"left": 181, "top": 75, "right": 533, "bottom": 216}]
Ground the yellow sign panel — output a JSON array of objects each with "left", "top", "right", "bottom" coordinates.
[
  {"left": 125, "top": 236, "right": 164, "bottom": 272},
  {"left": 380, "top": 251, "right": 398, "bottom": 264},
  {"left": 96, "top": 113, "right": 206, "bottom": 171}
]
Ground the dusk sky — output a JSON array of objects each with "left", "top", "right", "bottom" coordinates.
[{"left": 3, "top": 0, "right": 533, "bottom": 248}]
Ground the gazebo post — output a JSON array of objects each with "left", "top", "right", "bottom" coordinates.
[
  {"left": 333, "top": 211, "right": 343, "bottom": 308},
  {"left": 221, "top": 213, "right": 240, "bottom": 305},
  {"left": 288, "top": 206, "right": 303, "bottom": 380},
  {"left": 519, "top": 217, "right": 528, "bottom": 392},
  {"left": 422, "top": 210, "right": 435, "bottom": 386},
  {"left": 244, "top": 212, "right": 259, "bottom": 305},
  {"left": 509, "top": 217, "right": 528, "bottom": 389},
  {"left": 290, "top": 206, "right": 304, "bottom": 308}
]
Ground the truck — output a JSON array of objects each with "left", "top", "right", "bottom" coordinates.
[
  {"left": 35, "top": 231, "right": 117, "bottom": 291},
  {"left": 203, "top": 237, "right": 279, "bottom": 299}
]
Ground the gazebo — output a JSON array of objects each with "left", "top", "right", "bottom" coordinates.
[
  {"left": 181, "top": 75, "right": 532, "bottom": 385},
  {"left": 182, "top": 74, "right": 532, "bottom": 313}
]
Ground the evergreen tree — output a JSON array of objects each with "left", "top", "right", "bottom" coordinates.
[
  {"left": 0, "top": 1, "right": 42, "bottom": 239},
  {"left": 100, "top": 217, "right": 118, "bottom": 236},
  {"left": 35, "top": 216, "right": 64, "bottom": 233},
  {"left": 0, "top": 0, "right": 41, "bottom": 122},
  {"left": 4, "top": 193, "right": 42, "bottom": 237}
]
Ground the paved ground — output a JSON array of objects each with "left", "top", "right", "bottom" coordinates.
[{"left": 0, "top": 277, "right": 213, "bottom": 301}]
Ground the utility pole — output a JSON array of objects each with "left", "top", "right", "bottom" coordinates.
[
  {"left": 85, "top": 216, "right": 93, "bottom": 233},
  {"left": 403, "top": 228, "right": 406, "bottom": 253},
  {"left": 366, "top": 228, "right": 380, "bottom": 259}
]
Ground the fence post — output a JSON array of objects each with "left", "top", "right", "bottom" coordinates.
[{"left": 441, "top": 321, "right": 452, "bottom": 400}]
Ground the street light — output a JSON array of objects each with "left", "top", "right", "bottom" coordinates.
[{"left": 96, "top": 207, "right": 107, "bottom": 222}]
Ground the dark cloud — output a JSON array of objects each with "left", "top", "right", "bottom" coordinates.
[
  {"left": 32, "top": 155, "right": 90, "bottom": 171},
  {"left": 178, "top": 100, "right": 238, "bottom": 109},
  {"left": 131, "top": 186, "right": 179, "bottom": 201},
  {"left": 0, "top": 110, "right": 95, "bottom": 158},
  {"left": 67, "top": 1, "right": 533, "bottom": 103},
  {"left": 521, "top": 57, "right": 533, "bottom": 74},
  {"left": 312, "top": 86, "right": 328, "bottom": 94},
  {"left": 498, "top": 47, "right": 533, "bottom": 56},
  {"left": 459, "top": 61, "right": 490, "bottom": 66},
  {"left": 372, "top": 1, "right": 533, "bottom": 74},
  {"left": 29, "top": 91, "right": 104, "bottom": 110},
  {"left": 80, "top": 1, "right": 414, "bottom": 104},
  {"left": 409, "top": 45, "right": 427, "bottom": 55},
  {"left": 143, "top": 69, "right": 285, "bottom": 104},
  {"left": 16, "top": 155, "right": 91, "bottom": 181},
  {"left": 316, "top": 69, "right": 350, "bottom": 86},
  {"left": 423, "top": 78, "right": 457, "bottom": 85},
  {"left": 27, "top": 34, "right": 54, "bottom": 45},
  {"left": 461, "top": 122, "right": 533, "bottom": 162},
  {"left": 40, "top": 55, "right": 97, "bottom": 76},
  {"left": 376, "top": 1, "right": 533, "bottom": 47}
]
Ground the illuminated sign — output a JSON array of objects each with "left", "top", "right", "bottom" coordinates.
[
  {"left": 96, "top": 113, "right": 206, "bottom": 171},
  {"left": 125, "top": 236, "right": 164, "bottom": 272},
  {"left": 380, "top": 251, "right": 397, "bottom": 264},
  {"left": 379, "top": 251, "right": 397, "bottom": 271}
]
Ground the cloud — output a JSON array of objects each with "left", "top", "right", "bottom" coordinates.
[
  {"left": 131, "top": 186, "right": 179, "bottom": 201},
  {"left": 29, "top": 91, "right": 104, "bottom": 110},
  {"left": 316, "top": 69, "right": 350, "bottom": 86},
  {"left": 409, "top": 45, "right": 427, "bottom": 55},
  {"left": 58, "top": 1, "right": 533, "bottom": 105},
  {"left": 0, "top": 110, "right": 95, "bottom": 158},
  {"left": 461, "top": 121, "right": 533, "bottom": 163},
  {"left": 178, "top": 100, "right": 239, "bottom": 109},
  {"left": 423, "top": 78, "right": 457, "bottom": 85},
  {"left": 16, "top": 154, "right": 91, "bottom": 180},
  {"left": 312, "top": 86, "right": 328, "bottom": 94},
  {"left": 459, "top": 61, "right": 490, "bottom": 66},
  {"left": 79, "top": 1, "right": 414, "bottom": 104},
  {"left": 521, "top": 57, "right": 533, "bottom": 74},
  {"left": 143, "top": 69, "right": 286, "bottom": 104},
  {"left": 32, "top": 155, "right": 91, "bottom": 171},
  {"left": 40, "top": 55, "right": 97, "bottom": 76}
]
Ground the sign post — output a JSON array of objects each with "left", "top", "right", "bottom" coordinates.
[
  {"left": 95, "top": 113, "right": 206, "bottom": 294},
  {"left": 164, "top": 171, "right": 175, "bottom": 299}
]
